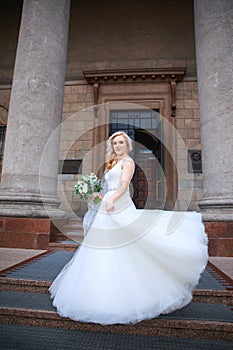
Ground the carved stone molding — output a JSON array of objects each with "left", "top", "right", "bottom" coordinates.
[{"left": 83, "top": 68, "right": 186, "bottom": 117}]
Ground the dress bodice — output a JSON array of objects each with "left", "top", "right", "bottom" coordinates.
[{"left": 104, "top": 160, "right": 123, "bottom": 191}]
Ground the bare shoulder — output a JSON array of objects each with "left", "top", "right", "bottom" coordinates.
[
  {"left": 122, "top": 156, "right": 135, "bottom": 168},
  {"left": 121, "top": 157, "right": 135, "bottom": 179}
]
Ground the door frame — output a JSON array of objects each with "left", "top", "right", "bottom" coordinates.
[{"left": 93, "top": 85, "right": 178, "bottom": 210}]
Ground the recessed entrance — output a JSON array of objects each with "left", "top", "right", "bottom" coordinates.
[{"left": 109, "top": 110, "right": 166, "bottom": 209}]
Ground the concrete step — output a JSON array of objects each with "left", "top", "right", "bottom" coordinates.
[
  {"left": 1, "top": 251, "right": 232, "bottom": 288},
  {"left": 0, "top": 251, "right": 233, "bottom": 343},
  {"left": 63, "top": 224, "right": 84, "bottom": 233},
  {"left": 48, "top": 241, "right": 80, "bottom": 252},
  {"left": 61, "top": 233, "right": 84, "bottom": 240},
  {"left": 0, "top": 276, "right": 232, "bottom": 306},
  {"left": 1, "top": 250, "right": 232, "bottom": 301},
  {"left": 0, "top": 277, "right": 50, "bottom": 294},
  {"left": 49, "top": 238, "right": 83, "bottom": 252},
  {"left": 50, "top": 218, "right": 84, "bottom": 243},
  {"left": 0, "top": 291, "right": 232, "bottom": 341}
]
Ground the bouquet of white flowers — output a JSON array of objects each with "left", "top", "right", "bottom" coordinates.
[{"left": 74, "top": 173, "right": 102, "bottom": 204}]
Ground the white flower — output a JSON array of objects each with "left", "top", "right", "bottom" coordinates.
[{"left": 82, "top": 183, "right": 88, "bottom": 194}]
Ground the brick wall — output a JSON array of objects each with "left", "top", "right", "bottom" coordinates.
[
  {"left": 176, "top": 79, "right": 203, "bottom": 211},
  {"left": 58, "top": 81, "right": 95, "bottom": 216}
]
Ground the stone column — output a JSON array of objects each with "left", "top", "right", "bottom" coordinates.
[
  {"left": 0, "top": 0, "right": 71, "bottom": 218},
  {"left": 194, "top": 0, "right": 233, "bottom": 222},
  {"left": 0, "top": 0, "right": 71, "bottom": 249}
]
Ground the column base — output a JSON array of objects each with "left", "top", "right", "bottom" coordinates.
[
  {"left": 0, "top": 217, "right": 58, "bottom": 250},
  {"left": 204, "top": 221, "right": 233, "bottom": 257},
  {"left": 0, "top": 192, "right": 65, "bottom": 218},
  {"left": 199, "top": 197, "right": 233, "bottom": 221}
]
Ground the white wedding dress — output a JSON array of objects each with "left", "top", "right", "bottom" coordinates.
[{"left": 49, "top": 158, "right": 208, "bottom": 325}]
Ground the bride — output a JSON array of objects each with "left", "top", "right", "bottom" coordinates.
[{"left": 49, "top": 131, "right": 208, "bottom": 325}]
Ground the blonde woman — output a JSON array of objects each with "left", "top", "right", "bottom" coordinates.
[{"left": 50, "top": 131, "right": 208, "bottom": 325}]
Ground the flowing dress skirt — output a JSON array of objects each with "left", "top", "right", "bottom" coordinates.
[{"left": 49, "top": 190, "right": 208, "bottom": 325}]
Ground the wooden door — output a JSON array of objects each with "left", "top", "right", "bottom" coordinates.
[
  {"left": 132, "top": 130, "right": 165, "bottom": 209},
  {"left": 109, "top": 110, "right": 166, "bottom": 209}
]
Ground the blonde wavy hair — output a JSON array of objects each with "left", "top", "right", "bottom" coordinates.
[{"left": 105, "top": 131, "right": 133, "bottom": 170}]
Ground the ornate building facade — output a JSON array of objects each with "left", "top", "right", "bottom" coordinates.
[{"left": 0, "top": 0, "right": 232, "bottom": 255}]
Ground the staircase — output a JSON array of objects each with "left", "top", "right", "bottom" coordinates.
[
  {"left": 49, "top": 217, "right": 84, "bottom": 252},
  {"left": 0, "top": 250, "right": 233, "bottom": 349}
]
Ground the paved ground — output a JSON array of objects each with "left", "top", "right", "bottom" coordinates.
[
  {"left": 209, "top": 256, "right": 233, "bottom": 280},
  {"left": 0, "top": 248, "right": 47, "bottom": 271}
]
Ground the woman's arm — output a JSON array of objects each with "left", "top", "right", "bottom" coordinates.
[{"left": 106, "top": 158, "right": 134, "bottom": 213}]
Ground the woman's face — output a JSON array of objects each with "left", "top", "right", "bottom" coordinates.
[{"left": 112, "top": 135, "right": 128, "bottom": 157}]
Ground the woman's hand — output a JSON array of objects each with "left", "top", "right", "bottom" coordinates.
[
  {"left": 90, "top": 192, "right": 103, "bottom": 202},
  {"left": 106, "top": 200, "right": 115, "bottom": 213},
  {"left": 91, "top": 192, "right": 103, "bottom": 200}
]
